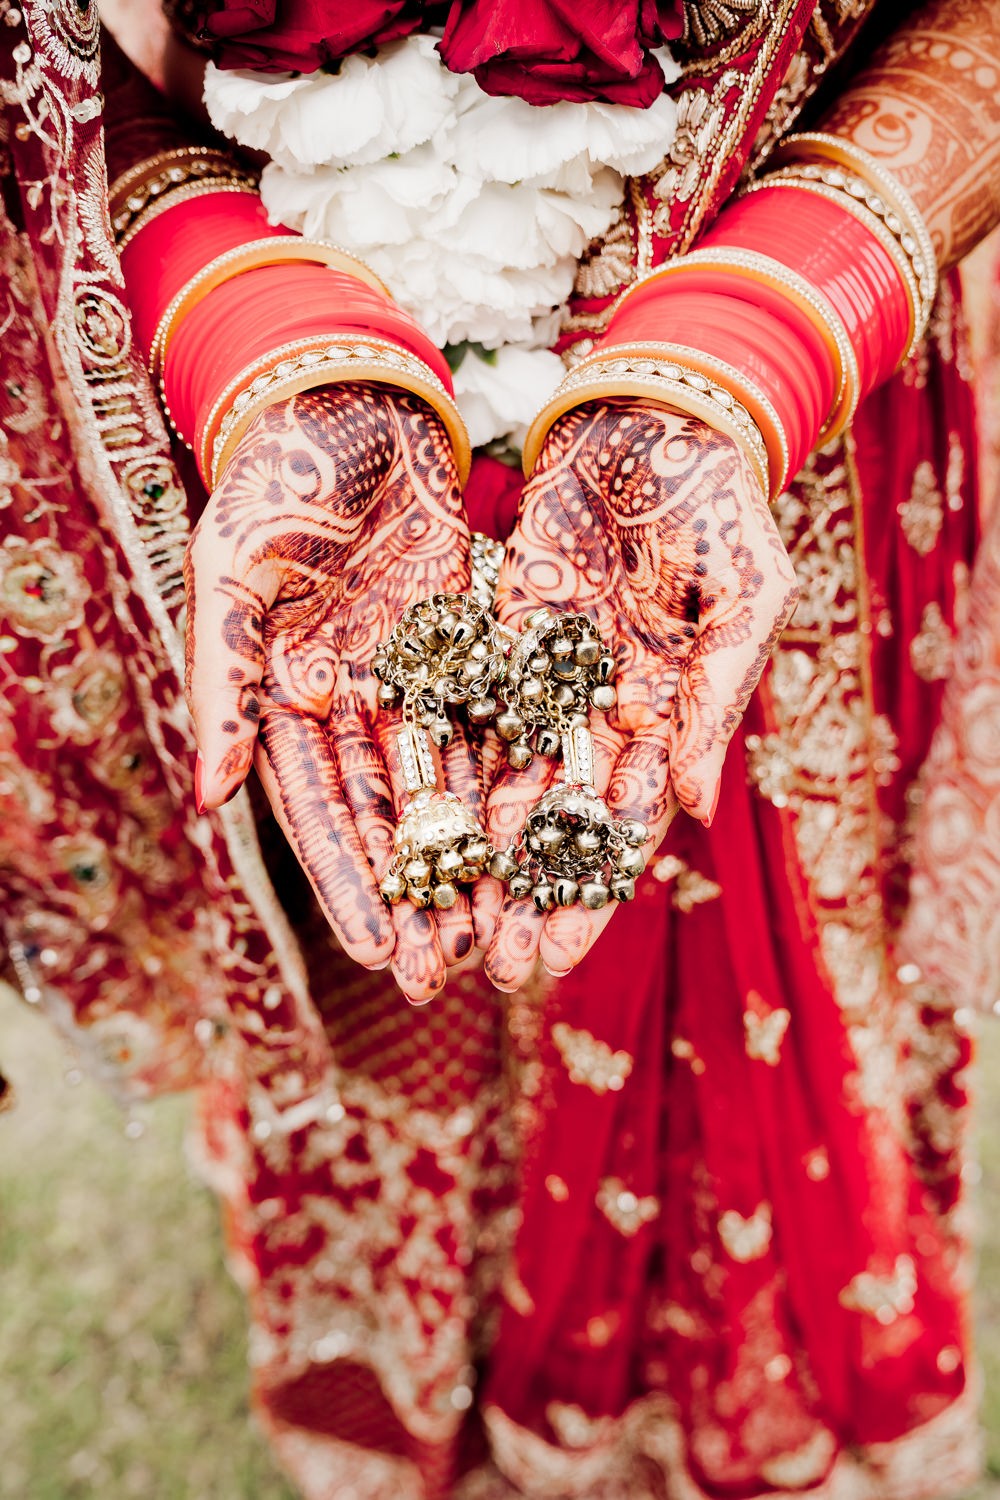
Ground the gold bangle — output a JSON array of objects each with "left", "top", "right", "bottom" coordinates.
[
  {"left": 204, "top": 336, "right": 471, "bottom": 490},
  {"left": 523, "top": 349, "right": 771, "bottom": 500},
  {"left": 110, "top": 148, "right": 253, "bottom": 243},
  {"left": 613, "top": 247, "right": 860, "bottom": 445},
  {"left": 117, "top": 178, "right": 259, "bottom": 252},
  {"left": 774, "top": 131, "right": 937, "bottom": 320},
  {"left": 148, "top": 238, "right": 393, "bottom": 383},
  {"left": 109, "top": 146, "right": 231, "bottom": 211},
  {"left": 589, "top": 340, "right": 788, "bottom": 496}
]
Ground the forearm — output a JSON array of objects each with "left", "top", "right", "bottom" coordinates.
[{"left": 820, "top": 0, "right": 1000, "bottom": 270}]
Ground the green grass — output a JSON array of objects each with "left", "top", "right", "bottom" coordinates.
[
  {"left": 2, "top": 986, "right": 1000, "bottom": 1498},
  {"left": 0, "top": 991, "right": 295, "bottom": 1500}
]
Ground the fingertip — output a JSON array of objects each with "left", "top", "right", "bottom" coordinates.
[
  {"left": 484, "top": 898, "right": 543, "bottom": 992},
  {"left": 435, "top": 893, "right": 475, "bottom": 969},
  {"left": 390, "top": 903, "right": 447, "bottom": 1003},
  {"left": 538, "top": 905, "right": 610, "bottom": 976},
  {"left": 199, "top": 735, "right": 255, "bottom": 808},
  {"left": 338, "top": 916, "right": 396, "bottom": 973},
  {"left": 472, "top": 877, "right": 504, "bottom": 951}
]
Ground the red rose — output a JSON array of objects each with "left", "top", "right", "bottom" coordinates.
[
  {"left": 193, "top": 0, "right": 426, "bottom": 74},
  {"left": 439, "top": 0, "right": 683, "bottom": 107}
]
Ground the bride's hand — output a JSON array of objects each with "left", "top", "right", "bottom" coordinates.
[
  {"left": 482, "top": 401, "right": 799, "bottom": 991},
  {"left": 184, "top": 385, "right": 480, "bottom": 1004}
]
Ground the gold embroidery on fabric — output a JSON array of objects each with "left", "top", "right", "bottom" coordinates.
[
  {"left": 568, "top": 0, "right": 802, "bottom": 334},
  {"left": 671, "top": 1036, "right": 707, "bottom": 1074},
  {"left": 573, "top": 211, "right": 635, "bottom": 301},
  {"left": 717, "top": 1201, "right": 773, "bottom": 1262},
  {"left": 679, "top": 0, "right": 772, "bottom": 53},
  {"left": 910, "top": 601, "right": 955, "bottom": 683},
  {"left": 502, "top": 1263, "right": 536, "bottom": 1317},
  {"left": 752, "top": 1, "right": 880, "bottom": 164},
  {"left": 839, "top": 1254, "right": 917, "bottom": 1323},
  {"left": 945, "top": 428, "right": 965, "bottom": 513},
  {"left": 551, "top": 1022, "right": 634, "bottom": 1094},
  {"left": 457, "top": 1385, "right": 982, "bottom": 1500},
  {"left": 574, "top": 1310, "right": 622, "bottom": 1349},
  {"left": 649, "top": 853, "right": 722, "bottom": 909},
  {"left": 265, "top": 1428, "right": 425, "bottom": 1500},
  {"left": 673, "top": 867, "right": 723, "bottom": 911},
  {"left": 759, "top": 1428, "right": 838, "bottom": 1486},
  {"left": 596, "top": 1177, "right": 660, "bottom": 1237},
  {"left": 664, "top": 0, "right": 802, "bottom": 253},
  {"left": 898, "top": 460, "right": 944, "bottom": 555},
  {"left": 236, "top": 1073, "right": 515, "bottom": 1446},
  {"left": 757, "top": 443, "right": 888, "bottom": 1036},
  {"left": 804, "top": 1146, "right": 830, "bottom": 1181},
  {"left": 749, "top": 47, "right": 812, "bottom": 162},
  {"left": 743, "top": 1003, "right": 791, "bottom": 1065},
  {"left": 653, "top": 76, "right": 736, "bottom": 231}
]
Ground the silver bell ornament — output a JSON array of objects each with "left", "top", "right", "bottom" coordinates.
[
  {"left": 490, "top": 724, "right": 649, "bottom": 909},
  {"left": 498, "top": 608, "right": 617, "bottom": 770},
  {"left": 371, "top": 588, "right": 509, "bottom": 749},
  {"left": 378, "top": 724, "right": 493, "bottom": 909}
]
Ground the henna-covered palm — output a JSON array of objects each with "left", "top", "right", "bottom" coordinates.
[
  {"left": 483, "top": 401, "right": 799, "bottom": 991},
  {"left": 185, "top": 385, "right": 481, "bottom": 1004}
]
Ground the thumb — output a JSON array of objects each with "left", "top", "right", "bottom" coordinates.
[{"left": 183, "top": 519, "right": 281, "bottom": 810}]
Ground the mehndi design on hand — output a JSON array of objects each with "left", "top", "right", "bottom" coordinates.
[
  {"left": 482, "top": 399, "right": 799, "bottom": 992},
  {"left": 184, "top": 385, "right": 482, "bottom": 1002}
]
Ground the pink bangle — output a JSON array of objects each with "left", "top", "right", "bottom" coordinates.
[
  {"left": 607, "top": 291, "right": 827, "bottom": 479},
  {"left": 700, "top": 186, "right": 910, "bottom": 393}
]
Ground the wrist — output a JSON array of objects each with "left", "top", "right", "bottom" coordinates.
[
  {"left": 118, "top": 183, "right": 470, "bottom": 487},
  {"left": 526, "top": 134, "right": 934, "bottom": 497}
]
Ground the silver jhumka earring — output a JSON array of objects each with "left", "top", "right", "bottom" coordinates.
[
  {"left": 489, "top": 610, "right": 648, "bottom": 909},
  {"left": 370, "top": 590, "right": 504, "bottom": 908}
]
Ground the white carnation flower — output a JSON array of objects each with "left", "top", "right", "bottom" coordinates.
[
  {"left": 452, "top": 83, "right": 678, "bottom": 185},
  {"left": 452, "top": 345, "right": 566, "bottom": 449},
  {"left": 207, "top": 32, "right": 680, "bottom": 421},
  {"left": 205, "top": 36, "right": 456, "bottom": 172}
]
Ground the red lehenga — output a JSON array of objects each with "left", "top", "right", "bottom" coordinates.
[{"left": 0, "top": 1, "right": 989, "bottom": 1496}]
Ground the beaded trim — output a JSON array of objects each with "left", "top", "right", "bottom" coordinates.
[
  {"left": 117, "top": 178, "right": 259, "bottom": 253},
  {"left": 205, "top": 336, "right": 470, "bottom": 489},
  {"left": 148, "top": 237, "right": 392, "bottom": 384},
  {"left": 775, "top": 131, "right": 938, "bottom": 321},
  {"left": 744, "top": 172, "right": 928, "bottom": 362},
  {"left": 110, "top": 148, "right": 257, "bottom": 244},
  {"left": 522, "top": 349, "right": 772, "bottom": 499},
  {"left": 612, "top": 247, "right": 860, "bottom": 445}
]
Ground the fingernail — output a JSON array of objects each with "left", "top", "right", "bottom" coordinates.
[
  {"left": 543, "top": 964, "right": 571, "bottom": 979},
  {"left": 194, "top": 753, "right": 206, "bottom": 816},
  {"left": 701, "top": 781, "right": 721, "bottom": 829}
]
